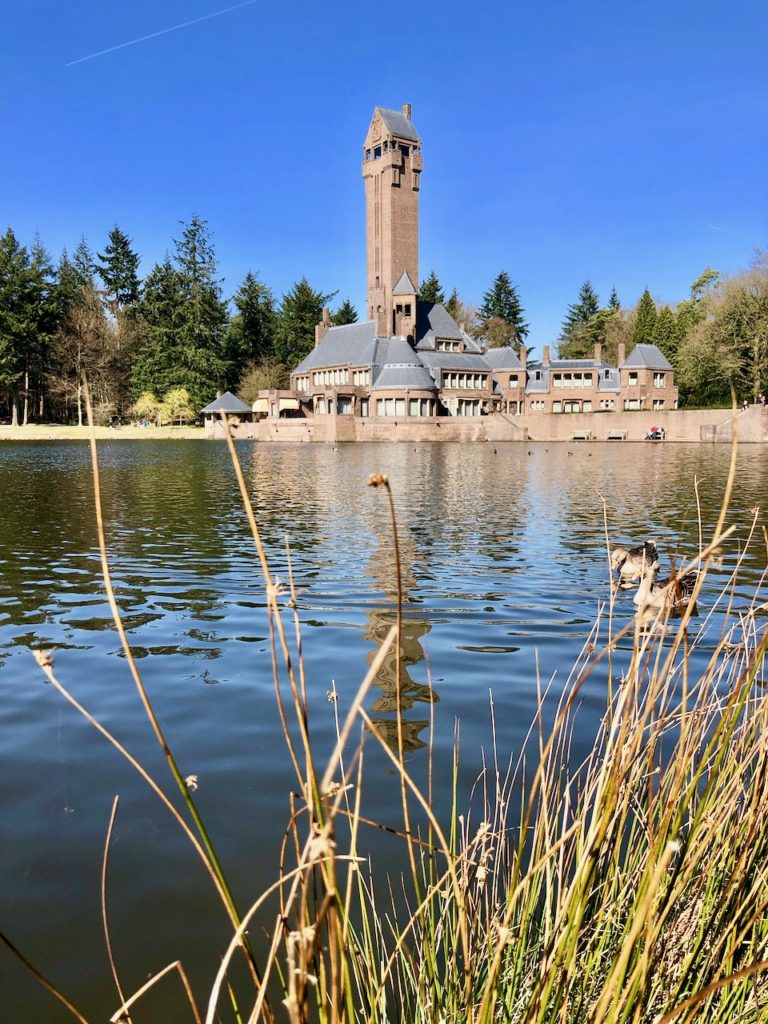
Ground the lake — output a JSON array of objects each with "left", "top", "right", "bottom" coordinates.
[{"left": 1, "top": 439, "right": 766, "bottom": 1020}]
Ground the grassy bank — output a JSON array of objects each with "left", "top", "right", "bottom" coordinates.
[
  {"left": 7, "top": 410, "right": 768, "bottom": 1023},
  {"left": 0, "top": 423, "right": 204, "bottom": 441}
]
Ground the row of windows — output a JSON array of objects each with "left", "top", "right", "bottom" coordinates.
[
  {"left": 553, "top": 372, "right": 594, "bottom": 388},
  {"left": 295, "top": 376, "right": 310, "bottom": 392},
  {"left": 365, "top": 141, "right": 413, "bottom": 161},
  {"left": 442, "top": 372, "right": 488, "bottom": 389},
  {"left": 436, "top": 340, "right": 461, "bottom": 352},
  {"left": 313, "top": 368, "right": 349, "bottom": 386},
  {"left": 376, "top": 398, "right": 437, "bottom": 417}
]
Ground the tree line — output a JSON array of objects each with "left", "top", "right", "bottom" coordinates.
[
  {"left": 1, "top": 217, "right": 765, "bottom": 423},
  {"left": 0, "top": 217, "right": 354, "bottom": 425}
]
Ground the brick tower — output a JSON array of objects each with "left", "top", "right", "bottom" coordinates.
[{"left": 362, "top": 105, "right": 422, "bottom": 336}]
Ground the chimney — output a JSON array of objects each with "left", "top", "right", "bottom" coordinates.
[
  {"left": 542, "top": 344, "right": 550, "bottom": 366},
  {"left": 459, "top": 321, "right": 466, "bottom": 333},
  {"left": 402, "top": 103, "right": 412, "bottom": 119},
  {"left": 314, "top": 306, "right": 333, "bottom": 348},
  {"left": 594, "top": 342, "right": 602, "bottom": 365},
  {"left": 519, "top": 343, "right": 527, "bottom": 368},
  {"left": 618, "top": 341, "right": 626, "bottom": 367}
]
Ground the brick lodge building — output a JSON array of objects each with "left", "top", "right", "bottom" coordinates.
[{"left": 255, "top": 105, "right": 677, "bottom": 425}]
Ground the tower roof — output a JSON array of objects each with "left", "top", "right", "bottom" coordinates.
[
  {"left": 393, "top": 271, "right": 417, "bottom": 294},
  {"left": 375, "top": 106, "right": 420, "bottom": 142}
]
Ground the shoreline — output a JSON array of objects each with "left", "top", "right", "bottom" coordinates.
[{"left": 0, "top": 424, "right": 205, "bottom": 441}]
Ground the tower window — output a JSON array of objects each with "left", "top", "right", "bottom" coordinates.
[
  {"left": 404, "top": 304, "right": 411, "bottom": 316},
  {"left": 400, "top": 144, "right": 409, "bottom": 157},
  {"left": 374, "top": 146, "right": 382, "bottom": 158}
]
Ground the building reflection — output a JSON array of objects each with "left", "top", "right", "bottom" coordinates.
[{"left": 364, "top": 520, "right": 437, "bottom": 752}]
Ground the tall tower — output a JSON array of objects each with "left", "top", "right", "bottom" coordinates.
[{"left": 362, "top": 105, "right": 422, "bottom": 336}]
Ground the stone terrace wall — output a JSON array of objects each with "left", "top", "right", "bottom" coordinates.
[{"left": 205, "top": 406, "right": 768, "bottom": 444}]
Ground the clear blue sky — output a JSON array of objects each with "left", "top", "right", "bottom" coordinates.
[{"left": 1, "top": 0, "right": 766, "bottom": 352}]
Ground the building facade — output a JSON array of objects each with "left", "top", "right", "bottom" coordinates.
[{"left": 263, "top": 105, "right": 677, "bottom": 424}]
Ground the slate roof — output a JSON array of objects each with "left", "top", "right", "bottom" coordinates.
[
  {"left": 622, "top": 344, "right": 673, "bottom": 370},
  {"left": 419, "top": 351, "right": 491, "bottom": 371},
  {"left": 376, "top": 106, "right": 420, "bottom": 142},
  {"left": 415, "top": 300, "right": 464, "bottom": 345},
  {"left": 200, "top": 391, "right": 252, "bottom": 414},
  {"left": 372, "top": 365, "right": 438, "bottom": 391},
  {"left": 292, "top": 321, "right": 378, "bottom": 372},
  {"left": 484, "top": 346, "right": 523, "bottom": 370},
  {"left": 393, "top": 271, "right": 417, "bottom": 294}
]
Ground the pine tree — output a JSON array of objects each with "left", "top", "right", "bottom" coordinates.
[
  {"left": 478, "top": 271, "right": 529, "bottom": 342},
  {"left": 131, "top": 216, "right": 229, "bottom": 409},
  {"left": 633, "top": 288, "right": 658, "bottom": 346},
  {"left": 97, "top": 225, "right": 141, "bottom": 313},
  {"left": 559, "top": 279, "right": 600, "bottom": 353},
  {"left": 419, "top": 270, "right": 445, "bottom": 305},
  {"left": 654, "top": 305, "right": 677, "bottom": 363},
  {"left": 224, "top": 271, "right": 277, "bottom": 386},
  {"left": 25, "top": 235, "right": 57, "bottom": 422},
  {"left": 609, "top": 287, "right": 620, "bottom": 310},
  {"left": 72, "top": 237, "right": 95, "bottom": 286},
  {"left": 0, "top": 228, "right": 31, "bottom": 424},
  {"left": 274, "top": 277, "right": 335, "bottom": 365},
  {"left": 445, "top": 289, "right": 460, "bottom": 321},
  {"left": 333, "top": 298, "right": 358, "bottom": 325}
]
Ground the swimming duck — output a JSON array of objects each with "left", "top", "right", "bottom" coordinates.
[
  {"left": 632, "top": 563, "right": 699, "bottom": 614},
  {"left": 611, "top": 541, "right": 659, "bottom": 585}
]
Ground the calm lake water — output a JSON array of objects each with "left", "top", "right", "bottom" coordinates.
[{"left": 1, "top": 439, "right": 766, "bottom": 1020}]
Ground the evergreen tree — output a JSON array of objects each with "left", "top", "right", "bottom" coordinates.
[
  {"left": 478, "top": 271, "right": 529, "bottom": 342},
  {"left": 25, "top": 235, "right": 57, "bottom": 423},
  {"left": 654, "top": 305, "right": 678, "bottom": 363},
  {"left": 559, "top": 279, "right": 600, "bottom": 353},
  {"left": 132, "top": 217, "right": 228, "bottom": 409},
  {"left": 274, "top": 277, "right": 335, "bottom": 365},
  {"left": 419, "top": 270, "right": 445, "bottom": 305},
  {"left": 224, "top": 271, "right": 277, "bottom": 386},
  {"left": 0, "top": 228, "right": 31, "bottom": 424},
  {"left": 609, "top": 287, "right": 621, "bottom": 310},
  {"left": 73, "top": 236, "right": 95, "bottom": 286},
  {"left": 97, "top": 225, "right": 141, "bottom": 313},
  {"left": 445, "top": 289, "right": 460, "bottom": 321},
  {"left": 333, "top": 298, "right": 358, "bottom": 325},
  {"left": 633, "top": 288, "right": 658, "bottom": 346}
]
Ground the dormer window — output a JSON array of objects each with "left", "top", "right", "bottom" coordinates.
[{"left": 404, "top": 304, "right": 411, "bottom": 316}]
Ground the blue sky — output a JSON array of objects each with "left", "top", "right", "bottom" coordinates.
[{"left": 1, "top": 0, "right": 766, "bottom": 352}]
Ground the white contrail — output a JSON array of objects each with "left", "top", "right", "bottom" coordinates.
[{"left": 66, "top": 0, "right": 261, "bottom": 66}]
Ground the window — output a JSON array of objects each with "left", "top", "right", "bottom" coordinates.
[
  {"left": 604, "top": 369, "right": 610, "bottom": 379},
  {"left": 564, "top": 400, "right": 580, "bottom": 413},
  {"left": 409, "top": 398, "right": 419, "bottom": 416},
  {"left": 652, "top": 399, "right": 665, "bottom": 410},
  {"left": 376, "top": 399, "right": 384, "bottom": 416},
  {"left": 535, "top": 371, "right": 542, "bottom": 381},
  {"left": 385, "top": 398, "right": 395, "bottom": 416},
  {"left": 374, "top": 146, "right": 382, "bottom": 158},
  {"left": 530, "top": 400, "right": 545, "bottom": 412},
  {"left": 624, "top": 398, "right": 641, "bottom": 411},
  {"left": 553, "top": 375, "right": 563, "bottom": 389},
  {"left": 600, "top": 399, "right": 615, "bottom": 410},
  {"left": 316, "top": 398, "right": 325, "bottom": 414},
  {"left": 337, "top": 397, "right": 352, "bottom": 414},
  {"left": 395, "top": 398, "right": 405, "bottom": 417},
  {"left": 628, "top": 372, "right": 638, "bottom": 386},
  {"left": 552, "top": 400, "right": 562, "bottom": 413},
  {"left": 653, "top": 373, "right": 665, "bottom": 388},
  {"left": 404, "top": 304, "right": 411, "bottom": 316},
  {"left": 400, "top": 144, "right": 409, "bottom": 157},
  {"left": 583, "top": 400, "right": 592, "bottom": 412},
  {"left": 360, "top": 399, "right": 369, "bottom": 417}
]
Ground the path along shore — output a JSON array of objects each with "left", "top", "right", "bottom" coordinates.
[{"left": 0, "top": 424, "right": 205, "bottom": 441}]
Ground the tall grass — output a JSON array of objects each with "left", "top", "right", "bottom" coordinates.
[{"left": 7, "top": 403, "right": 768, "bottom": 1023}]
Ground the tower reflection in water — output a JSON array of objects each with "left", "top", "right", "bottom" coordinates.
[{"left": 364, "top": 522, "right": 437, "bottom": 752}]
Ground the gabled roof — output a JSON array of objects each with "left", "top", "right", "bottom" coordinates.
[
  {"left": 622, "top": 344, "right": 673, "bottom": 370},
  {"left": 200, "top": 391, "right": 252, "bottom": 414},
  {"left": 375, "top": 106, "right": 420, "bottom": 142},
  {"left": 292, "top": 320, "right": 378, "bottom": 372},
  {"left": 484, "top": 346, "right": 523, "bottom": 370},
  {"left": 393, "top": 270, "right": 417, "bottom": 295},
  {"left": 415, "top": 300, "right": 464, "bottom": 345}
]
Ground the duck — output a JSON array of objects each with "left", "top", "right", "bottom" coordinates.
[
  {"left": 611, "top": 541, "right": 659, "bottom": 585},
  {"left": 632, "top": 563, "right": 699, "bottom": 614}
]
